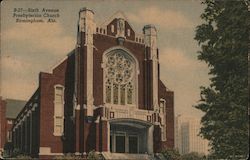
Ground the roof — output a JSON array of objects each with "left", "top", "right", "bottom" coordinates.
[
  {"left": 5, "top": 99, "right": 26, "bottom": 119},
  {"left": 100, "top": 10, "right": 136, "bottom": 32},
  {"left": 101, "top": 10, "right": 128, "bottom": 26}
]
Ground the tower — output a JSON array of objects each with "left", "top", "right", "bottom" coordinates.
[
  {"left": 77, "top": 8, "right": 96, "bottom": 117},
  {"left": 143, "top": 25, "right": 159, "bottom": 110}
]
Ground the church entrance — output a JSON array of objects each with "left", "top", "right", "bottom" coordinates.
[
  {"left": 109, "top": 119, "right": 153, "bottom": 154},
  {"left": 110, "top": 133, "right": 139, "bottom": 153}
]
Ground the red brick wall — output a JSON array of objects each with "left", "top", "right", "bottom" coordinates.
[
  {"left": 158, "top": 80, "right": 175, "bottom": 149},
  {"left": 39, "top": 53, "right": 75, "bottom": 154},
  {"left": 165, "top": 91, "right": 174, "bottom": 148},
  {"left": 101, "top": 120, "right": 108, "bottom": 151},
  {"left": 39, "top": 71, "right": 63, "bottom": 153},
  {"left": 153, "top": 125, "right": 162, "bottom": 152},
  {"left": 0, "top": 98, "right": 6, "bottom": 150},
  {"left": 107, "top": 19, "right": 117, "bottom": 37}
]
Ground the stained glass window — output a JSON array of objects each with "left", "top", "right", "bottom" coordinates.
[
  {"left": 127, "top": 82, "right": 133, "bottom": 104},
  {"left": 104, "top": 49, "right": 136, "bottom": 105},
  {"left": 113, "top": 84, "right": 119, "bottom": 104},
  {"left": 120, "top": 84, "right": 126, "bottom": 105}
]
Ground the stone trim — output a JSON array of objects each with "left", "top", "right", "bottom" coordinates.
[{"left": 39, "top": 147, "right": 63, "bottom": 156}]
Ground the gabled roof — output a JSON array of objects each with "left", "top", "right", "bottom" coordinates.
[
  {"left": 100, "top": 11, "right": 135, "bottom": 32},
  {"left": 5, "top": 99, "right": 26, "bottom": 119},
  {"left": 101, "top": 10, "right": 128, "bottom": 26}
]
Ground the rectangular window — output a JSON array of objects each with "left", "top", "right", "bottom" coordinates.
[
  {"left": 55, "top": 86, "right": 63, "bottom": 103},
  {"left": 54, "top": 85, "right": 64, "bottom": 136},
  {"left": 54, "top": 116, "right": 63, "bottom": 134},
  {"left": 111, "top": 25, "right": 114, "bottom": 33},
  {"left": 127, "top": 29, "right": 130, "bottom": 37}
]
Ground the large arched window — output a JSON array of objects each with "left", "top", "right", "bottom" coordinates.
[{"left": 103, "top": 49, "right": 137, "bottom": 105}]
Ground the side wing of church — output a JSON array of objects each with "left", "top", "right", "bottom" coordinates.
[{"left": 11, "top": 8, "right": 174, "bottom": 159}]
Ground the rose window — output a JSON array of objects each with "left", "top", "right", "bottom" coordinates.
[{"left": 104, "top": 50, "right": 136, "bottom": 105}]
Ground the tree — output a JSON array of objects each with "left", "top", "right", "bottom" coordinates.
[{"left": 194, "top": 0, "right": 249, "bottom": 159}]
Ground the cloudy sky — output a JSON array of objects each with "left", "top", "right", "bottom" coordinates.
[{"left": 1, "top": 0, "right": 210, "bottom": 119}]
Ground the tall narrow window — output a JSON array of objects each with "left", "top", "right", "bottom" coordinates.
[
  {"left": 111, "top": 25, "right": 114, "bottom": 33},
  {"left": 54, "top": 85, "right": 64, "bottom": 136},
  {"left": 127, "top": 29, "right": 131, "bottom": 37},
  {"left": 104, "top": 49, "right": 136, "bottom": 105},
  {"left": 160, "top": 99, "right": 167, "bottom": 141}
]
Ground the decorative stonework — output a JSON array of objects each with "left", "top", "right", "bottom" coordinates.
[
  {"left": 78, "top": 8, "right": 96, "bottom": 116},
  {"left": 104, "top": 49, "right": 136, "bottom": 105},
  {"left": 117, "top": 18, "right": 125, "bottom": 38}
]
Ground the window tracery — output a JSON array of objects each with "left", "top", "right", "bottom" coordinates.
[{"left": 104, "top": 49, "right": 136, "bottom": 105}]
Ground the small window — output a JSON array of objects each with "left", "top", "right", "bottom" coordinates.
[
  {"left": 111, "top": 25, "right": 114, "bottom": 33},
  {"left": 127, "top": 29, "right": 130, "bottom": 37},
  {"left": 96, "top": 27, "right": 99, "bottom": 33},
  {"left": 100, "top": 28, "right": 102, "bottom": 34}
]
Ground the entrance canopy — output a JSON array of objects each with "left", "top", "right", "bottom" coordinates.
[{"left": 109, "top": 118, "right": 153, "bottom": 154}]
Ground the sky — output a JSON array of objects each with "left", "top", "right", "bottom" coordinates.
[{"left": 0, "top": 0, "right": 210, "bottom": 119}]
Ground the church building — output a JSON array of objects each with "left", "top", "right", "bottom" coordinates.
[{"left": 11, "top": 8, "right": 174, "bottom": 159}]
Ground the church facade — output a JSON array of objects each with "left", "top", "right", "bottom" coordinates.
[{"left": 11, "top": 8, "right": 174, "bottom": 159}]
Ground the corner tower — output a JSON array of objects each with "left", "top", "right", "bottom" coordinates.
[
  {"left": 76, "top": 8, "right": 96, "bottom": 117},
  {"left": 143, "top": 25, "right": 159, "bottom": 110}
]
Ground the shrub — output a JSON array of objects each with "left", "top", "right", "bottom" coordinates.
[
  {"left": 87, "top": 150, "right": 99, "bottom": 160},
  {"left": 161, "top": 148, "right": 181, "bottom": 160},
  {"left": 181, "top": 152, "right": 206, "bottom": 160}
]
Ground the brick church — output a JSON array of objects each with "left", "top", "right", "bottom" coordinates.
[{"left": 9, "top": 8, "right": 174, "bottom": 159}]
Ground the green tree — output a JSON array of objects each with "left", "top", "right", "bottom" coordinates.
[{"left": 194, "top": 0, "right": 249, "bottom": 159}]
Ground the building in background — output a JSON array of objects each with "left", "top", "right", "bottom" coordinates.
[
  {"left": 0, "top": 98, "right": 26, "bottom": 154},
  {"left": 10, "top": 8, "right": 175, "bottom": 159},
  {"left": 175, "top": 115, "right": 209, "bottom": 155}
]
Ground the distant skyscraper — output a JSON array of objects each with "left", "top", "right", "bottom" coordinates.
[{"left": 175, "top": 115, "right": 209, "bottom": 155}]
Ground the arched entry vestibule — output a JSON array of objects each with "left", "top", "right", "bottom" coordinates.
[{"left": 108, "top": 118, "right": 154, "bottom": 154}]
